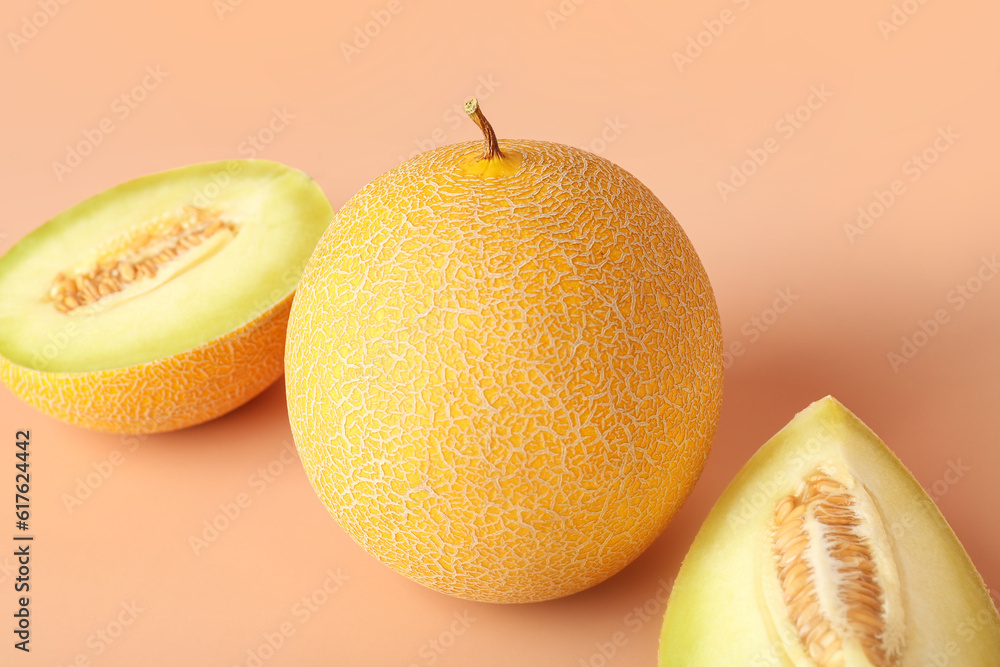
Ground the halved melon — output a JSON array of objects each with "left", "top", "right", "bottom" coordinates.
[
  {"left": 659, "top": 396, "right": 1000, "bottom": 666},
  {"left": 0, "top": 160, "right": 333, "bottom": 433}
]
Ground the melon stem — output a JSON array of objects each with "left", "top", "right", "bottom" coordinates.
[{"left": 465, "top": 98, "right": 505, "bottom": 161}]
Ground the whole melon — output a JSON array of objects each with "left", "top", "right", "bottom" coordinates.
[{"left": 286, "top": 101, "right": 723, "bottom": 602}]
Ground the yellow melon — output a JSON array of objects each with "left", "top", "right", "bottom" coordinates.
[
  {"left": 285, "top": 101, "right": 723, "bottom": 602},
  {"left": 0, "top": 160, "right": 333, "bottom": 433}
]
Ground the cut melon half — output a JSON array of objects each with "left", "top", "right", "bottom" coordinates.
[
  {"left": 659, "top": 396, "right": 1000, "bottom": 666},
  {"left": 0, "top": 160, "right": 333, "bottom": 433}
]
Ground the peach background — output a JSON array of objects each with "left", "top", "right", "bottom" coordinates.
[{"left": 3, "top": 0, "right": 999, "bottom": 664}]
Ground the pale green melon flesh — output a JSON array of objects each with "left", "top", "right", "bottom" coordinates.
[
  {"left": 659, "top": 396, "right": 1000, "bottom": 666},
  {"left": 0, "top": 160, "right": 332, "bottom": 372}
]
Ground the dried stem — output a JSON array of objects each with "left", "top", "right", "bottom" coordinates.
[{"left": 464, "top": 98, "right": 505, "bottom": 161}]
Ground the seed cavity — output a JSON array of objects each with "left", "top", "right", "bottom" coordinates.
[
  {"left": 771, "top": 471, "right": 903, "bottom": 667},
  {"left": 48, "top": 205, "right": 237, "bottom": 314}
]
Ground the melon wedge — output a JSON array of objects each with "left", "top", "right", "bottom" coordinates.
[
  {"left": 659, "top": 396, "right": 1000, "bottom": 666},
  {"left": 0, "top": 160, "right": 333, "bottom": 433}
]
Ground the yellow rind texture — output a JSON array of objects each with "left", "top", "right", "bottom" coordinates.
[
  {"left": 1, "top": 295, "right": 291, "bottom": 434},
  {"left": 287, "top": 139, "right": 723, "bottom": 603},
  {"left": 658, "top": 396, "right": 1000, "bottom": 666}
]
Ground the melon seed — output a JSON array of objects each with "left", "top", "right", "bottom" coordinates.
[
  {"left": 48, "top": 205, "right": 236, "bottom": 313},
  {"left": 772, "top": 472, "right": 901, "bottom": 667}
]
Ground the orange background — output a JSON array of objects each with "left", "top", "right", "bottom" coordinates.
[{"left": 3, "top": 0, "right": 999, "bottom": 664}]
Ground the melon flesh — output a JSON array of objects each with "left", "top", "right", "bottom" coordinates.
[
  {"left": 658, "top": 396, "right": 1000, "bottom": 666},
  {"left": 0, "top": 161, "right": 329, "bottom": 372},
  {"left": 0, "top": 160, "right": 332, "bottom": 432}
]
